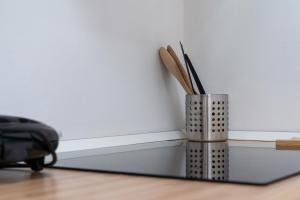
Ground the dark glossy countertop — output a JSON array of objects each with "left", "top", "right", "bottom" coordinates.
[{"left": 54, "top": 140, "right": 300, "bottom": 185}]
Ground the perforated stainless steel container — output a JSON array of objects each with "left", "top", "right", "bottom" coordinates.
[
  {"left": 186, "top": 141, "right": 229, "bottom": 181},
  {"left": 186, "top": 94, "right": 229, "bottom": 142}
]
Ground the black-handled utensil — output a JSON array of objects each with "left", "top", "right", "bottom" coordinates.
[
  {"left": 184, "top": 54, "right": 206, "bottom": 94},
  {"left": 180, "top": 42, "right": 196, "bottom": 94}
]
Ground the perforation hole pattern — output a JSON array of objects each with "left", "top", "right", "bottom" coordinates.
[
  {"left": 211, "top": 99, "right": 228, "bottom": 135},
  {"left": 187, "top": 143, "right": 229, "bottom": 181},
  {"left": 186, "top": 97, "right": 203, "bottom": 135},
  {"left": 210, "top": 148, "right": 228, "bottom": 181},
  {"left": 187, "top": 145, "right": 203, "bottom": 179}
]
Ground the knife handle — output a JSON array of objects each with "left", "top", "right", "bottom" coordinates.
[{"left": 184, "top": 54, "right": 206, "bottom": 95}]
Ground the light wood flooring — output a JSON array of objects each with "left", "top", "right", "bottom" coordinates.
[{"left": 0, "top": 168, "right": 300, "bottom": 200}]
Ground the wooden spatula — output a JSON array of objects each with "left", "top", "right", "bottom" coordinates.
[
  {"left": 167, "top": 45, "right": 194, "bottom": 94},
  {"left": 276, "top": 140, "right": 300, "bottom": 150},
  {"left": 159, "top": 47, "right": 193, "bottom": 95},
  {"left": 276, "top": 138, "right": 300, "bottom": 150}
]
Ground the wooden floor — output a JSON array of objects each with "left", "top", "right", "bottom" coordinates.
[{"left": 0, "top": 169, "right": 300, "bottom": 200}]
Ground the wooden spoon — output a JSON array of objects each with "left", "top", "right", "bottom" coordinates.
[
  {"left": 276, "top": 140, "right": 300, "bottom": 150},
  {"left": 167, "top": 45, "right": 194, "bottom": 93},
  {"left": 159, "top": 47, "right": 193, "bottom": 95}
]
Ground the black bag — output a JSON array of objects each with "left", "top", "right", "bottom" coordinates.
[{"left": 0, "top": 116, "right": 59, "bottom": 171}]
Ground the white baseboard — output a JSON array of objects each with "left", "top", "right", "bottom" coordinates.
[
  {"left": 229, "top": 131, "right": 300, "bottom": 141},
  {"left": 57, "top": 131, "right": 185, "bottom": 153},
  {"left": 57, "top": 130, "right": 300, "bottom": 153}
]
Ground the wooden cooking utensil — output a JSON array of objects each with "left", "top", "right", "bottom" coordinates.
[
  {"left": 159, "top": 47, "right": 193, "bottom": 95},
  {"left": 276, "top": 140, "right": 300, "bottom": 150},
  {"left": 167, "top": 45, "right": 194, "bottom": 94}
]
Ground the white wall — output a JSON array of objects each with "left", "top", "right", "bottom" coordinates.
[
  {"left": 3, "top": 0, "right": 299, "bottom": 141},
  {"left": 185, "top": 0, "right": 300, "bottom": 132},
  {"left": 0, "top": 0, "right": 185, "bottom": 140}
]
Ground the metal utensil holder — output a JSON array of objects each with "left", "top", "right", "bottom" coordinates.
[
  {"left": 186, "top": 94, "right": 229, "bottom": 142},
  {"left": 186, "top": 141, "right": 229, "bottom": 181}
]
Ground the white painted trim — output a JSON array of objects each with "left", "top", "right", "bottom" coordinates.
[
  {"left": 229, "top": 131, "right": 300, "bottom": 141},
  {"left": 57, "top": 130, "right": 300, "bottom": 153},
  {"left": 57, "top": 131, "right": 185, "bottom": 153}
]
